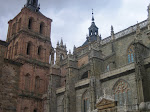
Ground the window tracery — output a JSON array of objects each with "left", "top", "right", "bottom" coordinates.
[{"left": 113, "top": 80, "right": 131, "bottom": 106}]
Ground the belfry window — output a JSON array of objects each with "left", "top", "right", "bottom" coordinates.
[
  {"left": 27, "top": 42, "right": 32, "bottom": 55},
  {"left": 113, "top": 80, "right": 132, "bottom": 106},
  {"left": 128, "top": 45, "right": 135, "bottom": 63},
  {"left": 28, "top": 18, "right": 33, "bottom": 29},
  {"left": 38, "top": 46, "right": 42, "bottom": 56},
  {"left": 40, "top": 22, "right": 44, "bottom": 34}
]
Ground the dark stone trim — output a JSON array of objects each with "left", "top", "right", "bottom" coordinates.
[
  {"left": 100, "top": 69, "right": 135, "bottom": 82},
  {"left": 0, "top": 40, "right": 9, "bottom": 46},
  {"left": 75, "top": 83, "right": 89, "bottom": 90},
  {"left": 4, "top": 58, "right": 23, "bottom": 66}
]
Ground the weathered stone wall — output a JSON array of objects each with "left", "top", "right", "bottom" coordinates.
[{"left": 0, "top": 60, "right": 21, "bottom": 112}]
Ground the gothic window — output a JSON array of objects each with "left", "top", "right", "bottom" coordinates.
[
  {"left": 18, "top": 18, "right": 21, "bottom": 31},
  {"left": 82, "top": 91, "right": 90, "bottom": 112},
  {"left": 15, "top": 42, "right": 18, "bottom": 55},
  {"left": 27, "top": 42, "right": 32, "bottom": 55},
  {"left": 113, "top": 80, "right": 132, "bottom": 106},
  {"left": 28, "top": 18, "right": 33, "bottom": 29},
  {"left": 60, "top": 54, "right": 64, "bottom": 61},
  {"left": 38, "top": 46, "right": 42, "bottom": 56},
  {"left": 81, "top": 71, "right": 88, "bottom": 80},
  {"left": 25, "top": 74, "right": 30, "bottom": 91},
  {"left": 12, "top": 23, "right": 16, "bottom": 35},
  {"left": 35, "top": 76, "right": 40, "bottom": 91},
  {"left": 106, "top": 64, "right": 110, "bottom": 72},
  {"left": 128, "top": 45, "right": 135, "bottom": 63},
  {"left": 39, "top": 22, "right": 44, "bottom": 34}
]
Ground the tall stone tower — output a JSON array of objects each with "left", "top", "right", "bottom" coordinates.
[{"left": 6, "top": 0, "right": 53, "bottom": 111}]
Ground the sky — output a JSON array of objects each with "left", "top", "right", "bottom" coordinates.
[{"left": 0, "top": 0, "right": 149, "bottom": 52}]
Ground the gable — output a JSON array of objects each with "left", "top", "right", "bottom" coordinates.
[{"left": 96, "top": 98, "right": 117, "bottom": 110}]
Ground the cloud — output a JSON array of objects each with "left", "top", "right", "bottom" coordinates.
[{"left": 0, "top": 0, "right": 149, "bottom": 52}]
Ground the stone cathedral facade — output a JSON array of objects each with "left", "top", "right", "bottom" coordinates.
[{"left": 0, "top": 0, "right": 150, "bottom": 112}]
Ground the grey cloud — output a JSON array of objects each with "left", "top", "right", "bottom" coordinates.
[{"left": 0, "top": 0, "right": 149, "bottom": 51}]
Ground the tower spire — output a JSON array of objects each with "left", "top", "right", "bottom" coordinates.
[
  {"left": 25, "top": 0, "right": 40, "bottom": 12},
  {"left": 92, "top": 9, "right": 95, "bottom": 22}
]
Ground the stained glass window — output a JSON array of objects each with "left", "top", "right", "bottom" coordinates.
[
  {"left": 113, "top": 80, "right": 131, "bottom": 106},
  {"left": 128, "top": 45, "right": 135, "bottom": 63}
]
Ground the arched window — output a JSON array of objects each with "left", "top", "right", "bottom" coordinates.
[
  {"left": 24, "top": 107, "right": 28, "bottom": 112},
  {"left": 18, "top": 18, "right": 21, "bottom": 31},
  {"left": 113, "top": 80, "right": 132, "bottom": 106},
  {"left": 106, "top": 64, "right": 110, "bottom": 72},
  {"left": 25, "top": 74, "right": 30, "bottom": 91},
  {"left": 27, "top": 42, "right": 32, "bottom": 55},
  {"left": 60, "top": 54, "right": 64, "bottom": 61},
  {"left": 35, "top": 76, "right": 40, "bottom": 91},
  {"left": 15, "top": 42, "right": 18, "bottom": 55},
  {"left": 49, "top": 54, "right": 51, "bottom": 64},
  {"left": 39, "top": 22, "right": 44, "bottom": 34},
  {"left": 81, "top": 71, "right": 88, "bottom": 80},
  {"left": 128, "top": 45, "right": 135, "bottom": 63},
  {"left": 28, "top": 18, "right": 33, "bottom": 29},
  {"left": 82, "top": 91, "right": 90, "bottom": 112},
  {"left": 12, "top": 23, "right": 16, "bottom": 35},
  {"left": 38, "top": 46, "right": 42, "bottom": 56},
  {"left": 34, "top": 109, "right": 37, "bottom": 112}
]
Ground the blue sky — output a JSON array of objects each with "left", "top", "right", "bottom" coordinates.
[{"left": 0, "top": 0, "right": 149, "bottom": 52}]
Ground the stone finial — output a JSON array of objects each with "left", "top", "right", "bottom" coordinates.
[
  {"left": 92, "top": 9, "right": 95, "bottom": 22},
  {"left": 111, "top": 25, "right": 115, "bottom": 40},
  {"left": 60, "top": 38, "right": 63, "bottom": 46},
  {"left": 73, "top": 45, "right": 76, "bottom": 51},
  {"left": 97, "top": 34, "right": 100, "bottom": 42},
  {"left": 136, "top": 21, "right": 141, "bottom": 35},
  {"left": 57, "top": 41, "right": 59, "bottom": 46},
  {"left": 99, "top": 34, "right": 102, "bottom": 40},
  {"left": 103, "top": 88, "right": 106, "bottom": 98},
  {"left": 64, "top": 44, "right": 67, "bottom": 50}
]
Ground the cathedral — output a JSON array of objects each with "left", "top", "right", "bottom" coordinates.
[{"left": 0, "top": 0, "right": 150, "bottom": 112}]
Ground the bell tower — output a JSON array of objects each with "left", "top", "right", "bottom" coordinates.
[
  {"left": 88, "top": 10, "right": 99, "bottom": 37},
  {"left": 6, "top": 0, "right": 54, "bottom": 112}
]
